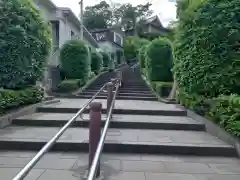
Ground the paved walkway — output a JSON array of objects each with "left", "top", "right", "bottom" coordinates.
[{"left": 0, "top": 151, "right": 240, "bottom": 180}]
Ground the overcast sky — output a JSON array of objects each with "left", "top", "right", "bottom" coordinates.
[{"left": 52, "top": 0, "right": 177, "bottom": 27}]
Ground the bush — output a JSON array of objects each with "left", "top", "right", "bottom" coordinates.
[
  {"left": 174, "top": 0, "right": 240, "bottom": 97},
  {"left": 0, "top": 0, "right": 52, "bottom": 89},
  {"left": 152, "top": 82, "right": 173, "bottom": 97},
  {"left": 100, "top": 51, "right": 110, "bottom": 68},
  {"left": 91, "top": 50, "right": 103, "bottom": 75},
  {"left": 138, "top": 44, "right": 149, "bottom": 71},
  {"left": 208, "top": 95, "right": 240, "bottom": 137},
  {"left": 0, "top": 87, "right": 43, "bottom": 113},
  {"left": 60, "top": 40, "right": 90, "bottom": 83},
  {"left": 145, "top": 37, "right": 173, "bottom": 82},
  {"left": 57, "top": 80, "right": 80, "bottom": 93}
]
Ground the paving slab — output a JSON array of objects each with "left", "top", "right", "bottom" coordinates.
[
  {"left": 13, "top": 113, "right": 205, "bottom": 131},
  {"left": 0, "top": 126, "right": 236, "bottom": 156},
  {"left": 0, "top": 152, "right": 240, "bottom": 180}
]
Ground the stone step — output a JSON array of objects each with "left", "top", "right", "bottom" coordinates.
[
  {"left": 0, "top": 126, "right": 237, "bottom": 157},
  {"left": 12, "top": 113, "right": 205, "bottom": 131},
  {"left": 80, "top": 91, "right": 155, "bottom": 97},
  {"left": 86, "top": 87, "right": 151, "bottom": 91},
  {"left": 36, "top": 99, "right": 186, "bottom": 116},
  {"left": 76, "top": 95, "right": 159, "bottom": 101}
]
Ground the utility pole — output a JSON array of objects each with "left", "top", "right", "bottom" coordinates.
[{"left": 79, "top": 0, "right": 84, "bottom": 40}]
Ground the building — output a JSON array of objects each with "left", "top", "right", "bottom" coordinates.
[
  {"left": 125, "top": 15, "right": 169, "bottom": 39},
  {"left": 32, "top": 0, "right": 99, "bottom": 90},
  {"left": 33, "top": 0, "right": 99, "bottom": 66},
  {"left": 91, "top": 27, "right": 125, "bottom": 66}
]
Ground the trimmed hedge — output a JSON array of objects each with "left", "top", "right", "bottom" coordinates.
[
  {"left": 0, "top": 0, "right": 52, "bottom": 89},
  {"left": 0, "top": 87, "right": 43, "bottom": 114},
  {"left": 57, "top": 79, "right": 80, "bottom": 93},
  {"left": 138, "top": 44, "right": 149, "bottom": 71},
  {"left": 60, "top": 40, "right": 90, "bottom": 83},
  {"left": 152, "top": 82, "right": 173, "bottom": 97},
  {"left": 208, "top": 95, "right": 240, "bottom": 137},
  {"left": 174, "top": 0, "right": 240, "bottom": 97},
  {"left": 100, "top": 51, "right": 110, "bottom": 68},
  {"left": 91, "top": 50, "right": 103, "bottom": 75},
  {"left": 145, "top": 37, "right": 173, "bottom": 82}
]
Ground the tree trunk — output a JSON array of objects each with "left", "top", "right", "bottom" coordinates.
[{"left": 168, "top": 78, "right": 177, "bottom": 100}]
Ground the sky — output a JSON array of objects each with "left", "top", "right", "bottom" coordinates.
[{"left": 52, "top": 0, "right": 177, "bottom": 27}]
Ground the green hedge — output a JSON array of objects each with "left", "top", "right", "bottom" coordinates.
[
  {"left": 145, "top": 37, "right": 173, "bottom": 82},
  {"left": 0, "top": 0, "right": 52, "bottom": 89},
  {"left": 138, "top": 44, "right": 149, "bottom": 71},
  {"left": 57, "top": 79, "right": 80, "bottom": 93},
  {"left": 60, "top": 40, "right": 90, "bottom": 83},
  {"left": 174, "top": 0, "right": 240, "bottom": 97},
  {"left": 208, "top": 95, "right": 240, "bottom": 137},
  {"left": 91, "top": 50, "right": 103, "bottom": 75},
  {"left": 100, "top": 51, "right": 110, "bottom": 68},
  {"left": 0, "top": 87, "right": 43, "bottom": 114},
  {"left": 152, "top": 82, "right": 173, "bottom": 97}
]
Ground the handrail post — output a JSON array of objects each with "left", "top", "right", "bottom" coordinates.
[
  {"left": 107, "top": 82, "right": 114, "bottom": 118},
  {"left": 89, "top": 102, "right": 102, "bottom": 178}
]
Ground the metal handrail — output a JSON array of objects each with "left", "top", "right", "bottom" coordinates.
[
  {"left": 13, "top": 83, "right": 108, "bottom": 180},
  {"left": 87, "top": 80, "right": 120, "bottom": 180}
]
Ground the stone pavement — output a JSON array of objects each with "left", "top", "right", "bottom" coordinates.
[{"left": 0, "top": 151, "right": 240, "bottom": 180}]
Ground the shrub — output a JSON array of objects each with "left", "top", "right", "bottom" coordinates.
[
  {"left": 145, "top": 37, "right": 173, "bottom": 82},
  {"left": 0, "top": 87, "right": 43, "bottom": 113},
  {"left": 0, "top": 0, "right": 52, "bottom": 89},
  {"left": 60, "top": 40, "right": 90, "bottom": 83},
  {"left": 100, "top": 51, "right": 110, "bottom": 68},
  {"left": 57, "top": 79, "right": 80, "bottom": 93},
  {"left": 152, "top": 82, "right": 173, "bottom": 97},
  {"left": 174, "top": 0, "right": 240, "bottom": 97},
  {"left": 138, "top": 44, "right": 149, "bottom": 70},
  {"left": 208, "top": 95, "right": 240, "bottom": 137},
  {"left": 91, "top": 50, "right": 103, "bottom": 74}
]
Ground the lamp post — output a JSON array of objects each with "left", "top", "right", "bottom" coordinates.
[{"left": 79, "top": 0, "right": 84, "bottom": 40}]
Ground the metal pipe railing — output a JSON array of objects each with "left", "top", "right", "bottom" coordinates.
[
  {"left": 87, "top": 81, "right": 120, "bottom": 180},
  {"left": 13, "top": 84, "right": 108, "bottom": 180}
]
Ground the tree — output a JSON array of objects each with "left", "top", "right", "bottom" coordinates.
[
  {"left": 0, "top": 0, "right": 52, "bottom": 89},
  {"left": 83, "top": 1, "right": 112, "bottom": 30},
  {"left": 116, "top": 3, "right": 153, "bottom": 35}
]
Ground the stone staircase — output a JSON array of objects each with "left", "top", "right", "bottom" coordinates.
[{"left": 0, "top": 66, "right": 239, "bottom": 179}]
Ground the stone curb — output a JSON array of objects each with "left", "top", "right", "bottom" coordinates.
[
  {"left": 187, "top": 109, "right": 240, "bottom": 158},
  {"left": 0, "top": 98, "right": 60, "bottom": 129}
]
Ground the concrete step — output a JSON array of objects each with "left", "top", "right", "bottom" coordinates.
[
  {"left": 76, "top": 95, "right": 158, "bottom": 101},
  {"left": 0, "top": 126, "right": 236, "bottom": 157},
  {"left": 36, "top": 99, "right": 186, "bottom": 116},
  {"left": 12, "top": 113, "right": 205, "bottom": 131},
  {"left": 80, "top": 91, "right": 155, "bottom": 97}
]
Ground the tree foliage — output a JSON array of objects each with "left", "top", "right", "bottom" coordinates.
[
  {"left": 83, "top": 1, "right": 153, "bottom": 31},
  {"left": 0, "top": 0, "right": 52, "bottom": 89},
  {"left": 83, "top": 1, "right": 112, "bottom": 30},
  {"left": 60, "top": 40, "right": 90, "bottom": 82},
  {"left": 174, "top": 0, "right": 240, "bottom": 97},
  {"left": 146, "top": 37, "right": 173, "bottom": 82}
]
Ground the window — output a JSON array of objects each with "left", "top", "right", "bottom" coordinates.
[{"left": 114, "top": 32, "right": 123, "bottom": 46}]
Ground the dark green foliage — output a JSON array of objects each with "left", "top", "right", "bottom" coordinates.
[
  {"left": 138, "top": 43, "right": 149, "bottom": 70},
  {"left": 57, "top": 79, "right": 80, "bottom": 93},
  {"left": 152, "top": 82, "right": 173, "bottom": 97},
  {"left": 60, "top": 40, "right": 90, "bottom": 83},
  {"left": 100, "top": 51, "right": 110, "bottom": 68},
  {"left": 91, "top": 50, "right": 103, "bottom": 75},
  {"left": 208, "top": 95, "right": 240, "bottom": 137},
  {"left": 145, "top": 37, "right": 173, "bottom": 82},
  {"left": 0, "top": 0, "right": 52, "bottom": 89},
  {"left": 0, "top": 87, "right": 43, "bottom": 114},
  {"left": 174, "top": 0, "right": 240, "bottom": 97}
]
